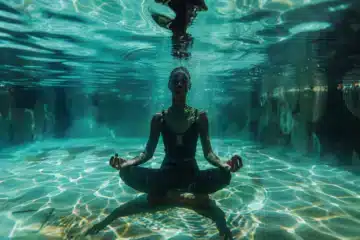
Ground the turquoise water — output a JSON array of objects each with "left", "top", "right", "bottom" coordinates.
[
  {"left": 1, "top": 0, "right": 360, "bottom": 239},
  {"left": 0, "top": 138, "right": 360, "bottom": 239}
]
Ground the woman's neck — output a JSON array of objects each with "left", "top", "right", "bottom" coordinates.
[
  {"left": 170, "top": 100, "right": 189, "bottom": 115},
  {"left": 170, "top": 103, "right": 186, "bottom": 111},
  {"left": 171, "top": 96, "right": 186, "bottom": 107}
]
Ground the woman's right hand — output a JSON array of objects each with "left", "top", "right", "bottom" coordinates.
[{"left": 109, "top": 154, "right": 126, "bottom": 170}]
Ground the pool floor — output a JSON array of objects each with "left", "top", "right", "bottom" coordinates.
[{"left": 0, "top": 138, "right": 359, "bottom": 240}]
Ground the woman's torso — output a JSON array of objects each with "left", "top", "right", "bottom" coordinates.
[{"left": 160, "top": 106, "right": 200, "bottom": 170}]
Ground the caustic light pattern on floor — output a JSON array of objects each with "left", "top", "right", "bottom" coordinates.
[{"left": 0, "top": 138, "right": 359, "bottom": 240}]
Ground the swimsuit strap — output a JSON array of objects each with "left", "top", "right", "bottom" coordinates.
[
  {"left": 161, "top": 110, "right": 166, "bottom": 124},
  {"left": 193, "top": 108, "right": 199, "bottom": 125}
]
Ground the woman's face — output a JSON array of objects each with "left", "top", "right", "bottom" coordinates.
[{"left": 169, "top": 72, "right": 190, "bottom": 97}]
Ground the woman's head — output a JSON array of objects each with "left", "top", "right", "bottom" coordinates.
[{"left": 168, "top": 67, "right": 191, "bottom": 97}]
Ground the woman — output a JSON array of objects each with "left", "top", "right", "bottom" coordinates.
[{"left": 110, "top": 66, "right": 243, "bottom": 205}]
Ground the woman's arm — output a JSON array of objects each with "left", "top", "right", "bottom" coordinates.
[
  {"left": 198, "top": 111, "right": 227, "bottom": 169},
  {"left": 129, "top": 113, "right": 162, "bottom": 166}
]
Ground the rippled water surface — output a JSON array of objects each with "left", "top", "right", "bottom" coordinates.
[
  {"left": 0, "top": 138, "right": 359, "bottom": 239},
  {"left": 1, "top": 0, "right": 356, "bottom": 90}
]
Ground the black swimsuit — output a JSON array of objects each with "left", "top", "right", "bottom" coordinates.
[
  {"left": 119, "top": 108, "right": 231, "bottom": 195},
  {"left": 160, "top": 109, "right": 199, "bottom": 171}
]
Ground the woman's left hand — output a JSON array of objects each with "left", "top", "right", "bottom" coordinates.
[{"left": 227, "top": 155, "right": 243, "bottom": 172}]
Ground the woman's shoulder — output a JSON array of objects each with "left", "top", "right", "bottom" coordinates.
[
  {"left": 189, "top": 107, "right": 207, "bottom": 122},
  {"left": 153, "top": 108, "right": 168, "bottom": 116},
  {"left": 152, "top": 111, "right": 165, "bottom": 124},
  {"left": 191, "top": 107, "right": 206, "bottom": 114}
]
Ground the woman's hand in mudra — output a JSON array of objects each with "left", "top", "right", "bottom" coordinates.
[
  {"left": 109, "top": 154, "right": 127, "bottom": 170},
  {"left": 226, "top": 155, "right": 243, "bottom": 172}
]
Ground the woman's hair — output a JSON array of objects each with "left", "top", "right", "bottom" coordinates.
[{"left": 168, "top": 67, "right": 192, "bottom": 90}]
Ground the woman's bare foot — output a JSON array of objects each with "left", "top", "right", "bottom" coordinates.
[{"left": 166, "top": 190, "right": 210, "bottom": 207}]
